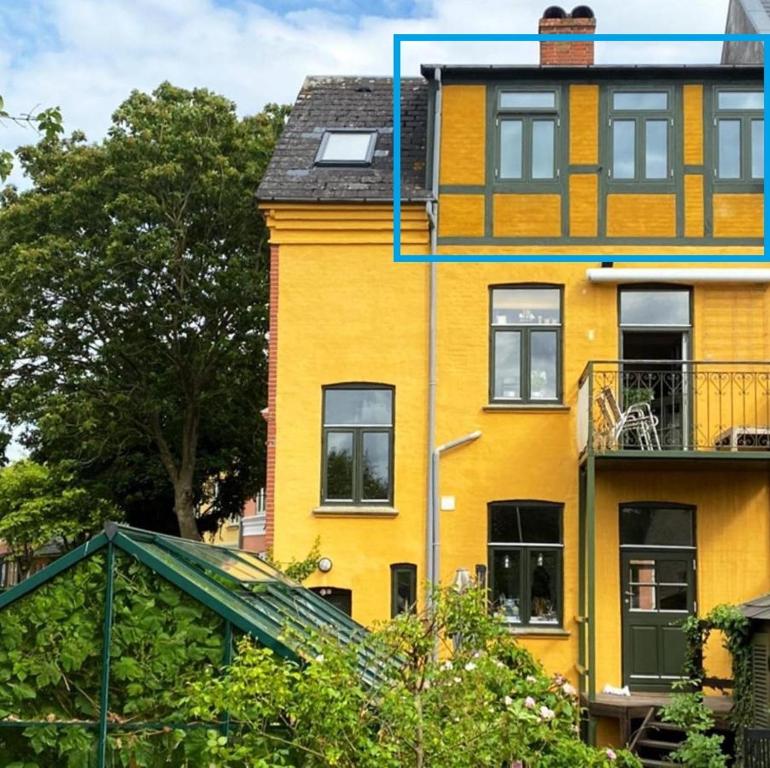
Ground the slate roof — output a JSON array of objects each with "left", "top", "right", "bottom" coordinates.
[{"left": 257, "top": 76, "right": 430, "bottom": 203}]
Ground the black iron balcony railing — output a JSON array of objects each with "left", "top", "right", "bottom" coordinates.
[{"left": 578, "top": 361, "right": 770, "bottom": 455}]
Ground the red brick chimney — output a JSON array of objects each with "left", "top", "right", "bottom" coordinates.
[{"left": 539, "top": 5, "right": 596, "bottom": 66}]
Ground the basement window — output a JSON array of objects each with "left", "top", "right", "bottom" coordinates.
[{"left": 315, "top": 130, "right": 377, "bottom": 166}]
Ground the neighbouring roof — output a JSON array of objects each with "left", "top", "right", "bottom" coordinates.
[
  {"left": 257, "top": 76, "right": 430, "bottom": 204},
  {"left": 742, "top": 593, "right": 770, "bottom": 621},
  {"left": 0, "top": 523, "right": 391, "bottom": 684}
]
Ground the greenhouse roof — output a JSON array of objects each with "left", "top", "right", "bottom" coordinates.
[{"left": 0, "top": 522, "right": 388, "bottom": 683}]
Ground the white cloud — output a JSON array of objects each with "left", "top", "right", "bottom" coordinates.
[{"left": 0, "top": 0, "right": 732, "bottom": 161}]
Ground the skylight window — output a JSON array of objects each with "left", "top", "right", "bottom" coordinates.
[{"left": 316, "top": 131, "right": 377, "bottom": 165}]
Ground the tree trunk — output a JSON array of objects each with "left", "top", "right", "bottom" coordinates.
[{"left": 173, "top": 471, "right": 200, "bottom": 540}]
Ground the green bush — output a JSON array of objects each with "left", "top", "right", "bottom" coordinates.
[{"left": 188, "top": 587, "right": 642, "bottom": 768}]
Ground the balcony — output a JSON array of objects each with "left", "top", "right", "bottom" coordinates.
[{"left": 578, "top": 361, "right": 770, "bottom": 461}]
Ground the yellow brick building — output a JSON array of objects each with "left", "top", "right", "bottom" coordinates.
[{"left": 253, "top": 8, "right": 766, "bottom": 750}]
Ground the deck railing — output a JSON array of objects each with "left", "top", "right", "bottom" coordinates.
[{"left": 579, "top": 361, "right": 770, "bottom": 455}]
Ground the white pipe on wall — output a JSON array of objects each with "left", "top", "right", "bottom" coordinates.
[{"left": 587, "top": 268, "right": 770, "bottom": 284}]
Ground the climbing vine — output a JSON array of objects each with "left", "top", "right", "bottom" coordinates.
[
  {"left": 0, "top": 552, "right": 225, "bottom": 766},
  {"left": 681, "top": 603, "right": 752, "bottom": 731}
]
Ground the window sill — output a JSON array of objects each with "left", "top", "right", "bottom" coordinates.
[
  {"left": 483, "top": 404, "right": 570, "bottom": 413},
  {"left": 508, "top": 626, "right": 570, "bottom": 638},
  {"left": 312, "top": 505, "right": 398, "bottom": 518}
]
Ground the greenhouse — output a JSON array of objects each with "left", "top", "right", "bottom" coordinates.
[{"left": 0, "top": 522, "right": 371, "bottom": 766}]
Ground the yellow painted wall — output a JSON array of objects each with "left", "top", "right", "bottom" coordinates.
[
  {"left": 264, "top": 207, "right": 767, "bottom": 748},
  {"left": 569, "top": 174, "right": 598, "bottom": 237},
  {"left": 683, "top": 84, "right": 704, "bottom": 165},
  {"left": 570, "top": 84, "right": 599, "bottom": 165},
  {"left": 606, "top": 194, "right": 677, "bottom": 238},
  {"left": 713, "top": 194, "right": 764, "bottom": 238},
  {"left": 438, "top": 194, "right": 485, "bottom": 238},
  {"left": 493, "top": 194, "right": 561, "bottom": 237},
  {"left": 440, "top": 85, "right": 486, "bottom": 185},
  {"left": 684, "top": 175, "right": 704, "bottom": 238}
]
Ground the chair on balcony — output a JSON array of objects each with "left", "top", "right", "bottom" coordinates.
[{"left": 596, "top": 386, "right": 661, "bottom": 451}]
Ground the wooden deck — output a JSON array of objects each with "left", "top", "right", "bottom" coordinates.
[{"left": 584, "top": 692, "right": 733, "bottom": 745}]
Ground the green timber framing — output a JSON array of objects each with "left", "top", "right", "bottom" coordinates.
[
  {"left": 576, "top": 361, "right": 770, "bottom": 741},
  {"left": 426, "top": 65, "right": 764, "bottom": 247},
  {"left": 0, "top": 522, "right": 380, "bottom": 767}
]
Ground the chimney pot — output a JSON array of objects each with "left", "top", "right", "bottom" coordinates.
[{"left": 539, "top": 4, "right": 596, "bottom": 66}]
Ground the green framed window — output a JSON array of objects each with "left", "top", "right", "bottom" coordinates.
[
  {"left": 490, "top": 285, "right": 562, "bottom": 403},
  {"left": 714, "top": 89, "right": 764, "bottom": 181},
  {"left": 488, "top": 501, "right": 563, "bottom": 627},
  {"left": 322, "top": 385, "right": 393, "bottom": 505},
  {"left": 390, "top": 563, "right": 417, "bottom": 617},
  {"left": 609, "top": 89, "right": 673, "bottom": 182},
  {"left": 496, "top": 89, "right": 559, "bottom": 181}
]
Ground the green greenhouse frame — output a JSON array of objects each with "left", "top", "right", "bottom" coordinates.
[{"left": 0, "top": 522, "right": 378, "bottom": 767}]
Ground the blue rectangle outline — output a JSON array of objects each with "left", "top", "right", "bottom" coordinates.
[{"left": 392, "top": 32, "right": 768, "bottom": 263}]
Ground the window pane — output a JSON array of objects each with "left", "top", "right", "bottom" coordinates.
[
  {"left": 492, "top": 288, "right": 561, "bottom": 325},
  {"left": 532, "top": 120, "right": 555, "bottom": 179},
  {"left": 620, "top": 506, "right": 694, "bottom": 547},
  {"left": 500, "top": 120, "right": 523, "bottom": 178},
  {"left": 325, "top": 432, "right": 353, "bottom": 500},
  {"left": 392, "top": 566, "right": 416, "bottom": 616},
  {"left": 319, "top": 132, "right": 374, "bottom": 162},
  {"left": 645, "top": 120, "right": 668, "bottom": 179},
  {"left": 658, "top": 560, "right": 688, "bottom": 584},
  {"left": 659, "top": 584, "right": 687, "bottom": 611},
  {"left": 493, "top": 332, "right": 521, "bottom": 399},
  {"left": 500, "top": 91, "right": 555, "bottom": 109},
  {"left": 613, "top": 120, "right": 635, "bottom": 179},
  {"left": 752, "top": 119, "right": 764, "bottom": 179},
  {"left": 489, "top": 503, "right": 561, "bottom": 543},
  {"left": 613, "top": 92, "right": 668, "bottom": 110},
  {"left": 718, "top": 120, "right": 741, "bottom": 179},
  {"left": 362, "top": 432, "right": 390, "bottom": 501},
  {"left": 718, "top": 91, "right": 764, "bottom": 110},
  {"left": 530, "top": 331, "right": 558, "bottom": 400},
  {"left": 530, "top": 551, "right": 558, "bottom": 624},
  {"left": 620, "top": 290, "right": 690, "bottom": 326},
  {"left": 490, "top": 549, "right": 521, "bottom": 622},
  {"left": 325, "top": 389, "right": 392, "bottom": 425}
]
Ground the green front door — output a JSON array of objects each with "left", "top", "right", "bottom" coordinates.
[{"left": 621, "top": 550, "right": 696, "bottom": 691}]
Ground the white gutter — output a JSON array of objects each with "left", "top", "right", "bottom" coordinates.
[{"left": 587, "top": 268, "right": 770, "bottom": 284}]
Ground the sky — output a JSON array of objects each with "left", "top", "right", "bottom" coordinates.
[
  {"left": 0, "top": 0, "right": 736, "bottom": 458},
  {"left": 0, "top": 0, "right": 733, "bottom": 170}
]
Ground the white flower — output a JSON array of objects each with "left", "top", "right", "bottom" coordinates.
[
  {"left": 562, "top": 682, "right": 577, "bottom": 697},
  {"left": 314, "top": 654, "right": 324, "bottom": 663},
  {"left": 464, "top": 662, "right": 477, "bottom": 671},
  {"left": 539, "top": 705, "right": 555, "bottom": 721},
  {"left": 503, "top": 695, "right": 514, "bottom": 707},
  {"left": 442, "top": 660, "right": 453, "bottom": 671},
  {"left": 526, "top": 675, "right": 537, "bottom": 683},
  {"left": 524, "top": 696, "right": 536, "bottom": 709},
  {"left": 606, "top": 748, "right": 617, "bottom": 761},
  {"left": 454, "top": 676, "right": 462, "bottom": 684}
]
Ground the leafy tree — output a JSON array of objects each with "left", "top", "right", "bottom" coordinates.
[
  {"left": 188, "top": 586, "right": 641, "bottom": 767},
  {"left": 0, "top": 84, "right": 289, "bottom": 538},
  {"left": 0, "top": 95, "right": 63, "bottom": 181},
  {"left": 0, "top": 460, "right": 117, "bottom": 579}
]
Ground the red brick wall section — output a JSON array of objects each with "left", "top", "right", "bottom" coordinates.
[
  {"left": 539, "top": 17, "right": 595, "bottom": 66},
  {"left": 264, "top": 243, "right": 279, "bottom": 551}
]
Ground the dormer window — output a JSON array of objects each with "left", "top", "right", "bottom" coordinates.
[
  {"left": 315, "top": 130, "right": 377, "bottom": 166},
  {"left": 495, "top": 89, "right": 560, "bottom": 182}
]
